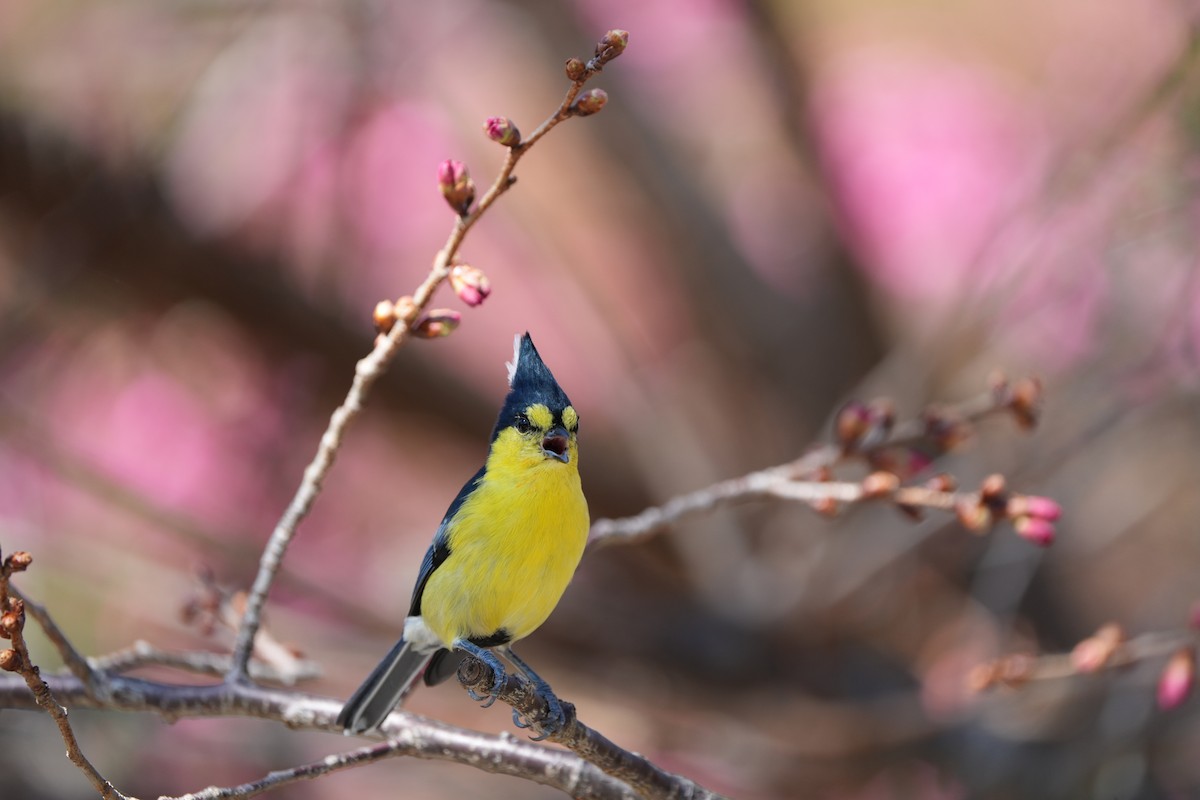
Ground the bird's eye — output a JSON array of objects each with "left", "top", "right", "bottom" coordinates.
[{"left": 514, "top": 414, "right": 533, "bottom": 434}]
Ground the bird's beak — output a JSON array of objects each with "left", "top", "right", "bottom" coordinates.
[{"left": 540, "top": 427, "right": 570, "bottom": 463}]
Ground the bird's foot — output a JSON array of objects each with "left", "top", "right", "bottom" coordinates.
[
  {"left": 456, "top": 642, "right": 508, "bottom": 709},
  {"left": 512, "top": 681, "right": 567, "bottom": 740}
]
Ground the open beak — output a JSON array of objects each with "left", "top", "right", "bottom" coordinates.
[{"left": 540, "top": 427, "right": 570, "bottom": 463}]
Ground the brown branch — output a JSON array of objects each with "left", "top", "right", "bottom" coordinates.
[
  {"left": 1, "top": 555, "right": 132, "bottom": 799},
  {"left": 589, "top": 376, "right": 1038, "bottom": 548},
  {"left": 226, "top": 30, "right": 626, "bottom": 683},
  {"left": 458, "top": 658, "right": 726, "bottom": 800}
]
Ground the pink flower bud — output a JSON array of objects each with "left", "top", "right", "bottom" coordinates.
[
  {"left": 437, "top": 159, "right": 475, "bottom": 216},
  {"left": 412, "top": 309, "right": 461, "bottom": 339},
  {"left": 572, "top": 88, "right": 608, "bottom": 117},
  {"left": 1157, "top": 648, "right": 1195, "bottom": 710},
  {"left": 483, "top": 116, "right": 521, "bottom": 147},
  {"left": 449, "top": 264, "right": 491, "bottom": 307},
  {"left": 1013, "top": 515, "right": 1055, "bottom": 547}
]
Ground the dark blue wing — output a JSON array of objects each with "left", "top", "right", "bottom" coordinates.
[{"left": 407, "top": 465, "right": 486, "bottom": 616}]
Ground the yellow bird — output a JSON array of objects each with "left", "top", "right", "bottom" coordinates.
[{"left": 338, "top": 333, "right": 589, "bottom": 738}]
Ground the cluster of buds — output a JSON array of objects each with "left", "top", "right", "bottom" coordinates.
[
  {"left": 437, "top": 159, "right": 476, "bottom": 216},
  {"left": 0, "top": 549, "right": 32, "bottom": 673},
  {"left": 483, "top": 116, "right": 521, "bottom": 148},
  {"left": 834, "top": 398, "right": 895, "bottom": 453},
  {"left": 565, "top": 29, "right": 629, "bottom": 82},
  {"left": 954, "top": 474, "right": 1061, "bottom": 546},
  {"left": 989, "top": 371, "right": 1043, "bottom": 431}
]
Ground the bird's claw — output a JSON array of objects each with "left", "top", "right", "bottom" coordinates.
[
  {"left": 467, "top": 660, "right": 507, "bottom": 708},
  {"left": 519, "top": 684, "right": 567, "bottom": 741}
]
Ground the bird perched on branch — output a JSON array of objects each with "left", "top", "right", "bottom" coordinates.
[{"left": 338, "top": 333, "right": 589, "bottom": 738}]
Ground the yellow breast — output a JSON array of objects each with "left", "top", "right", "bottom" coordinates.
[{"left": 420, "top": 430, "right": 589, "bottom": 646}]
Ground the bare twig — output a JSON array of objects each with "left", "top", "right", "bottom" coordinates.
[
  {"left": 226, "top": 33, "right": 625, "bottom": 684},
  {"left": 89, "top": 640, "right": 320, "bottom": 684},
  {"left": 458, "top": 658, "right": 726, "bottom": 800},
  {"left": 10, "top": 583, "right": 104, "bottom": 698}
]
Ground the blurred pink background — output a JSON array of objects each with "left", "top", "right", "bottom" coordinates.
[{"left": 2, "top": 1, "right": 1200, "bottom": 798}]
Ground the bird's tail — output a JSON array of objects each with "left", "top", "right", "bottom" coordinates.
[{"left": 337, "top": 638, "right": 432, "bottom": 734}]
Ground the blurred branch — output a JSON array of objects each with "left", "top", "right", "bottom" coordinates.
[
  {"left": 590, "top": 373, "right": 1045, "bottom": 548},
  {"left": 225, "top": 30, "right": 629, "bottom": 683},
  {"left": 89, "top": 640, "right": 321, "bottom": 685}
]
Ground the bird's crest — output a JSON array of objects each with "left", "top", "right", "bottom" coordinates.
[{"left": 496, "top": 333, "right": 571, "bottom": 437}]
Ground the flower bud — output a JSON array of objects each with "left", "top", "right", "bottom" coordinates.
[
  {"left": 955, "top": 499, "right": 992, "bottom": 533},
  {"left": 1007, "top": 495, "right": 1062, "bottom": 522},
  {"left": 1009, "top": 376, "right": 1042, "bottom": 431},
  {"left": 925, "top": 473, "right": 958, "bottom": 493},
  {"left": 861, "top": 471, "right": 900, "bottom": 500},
  {"left": 373, "top": 299, "right": 397, "bottom": 334},
  {"left": 1013, "top": 515, "right": 1055, "bottom": 547},
  {"left": 1157, "top": 648, "right": 1195, "bottom": 710},
  {"left": 594, "top": 29, "right": 629, "bottom": 65},
  {"left": 0, "top": 610, "right": 20, "bottom": 639},
  {"left": 483, "top": 116, "right": 521, "bottom": 147},
  {"left": 412, "top": 309, "right": 461, "bottom": 339},
  {"left": 834, "top": 400, "right": 871, "bottom": 450},
  {"left": 565, "top": 58, "right": 587, "bottom": 82},
  {"left": 979, "top": 474, "right": 1007, "bottom": 505},
  {"left": 812, "top": 497, "right": 839, "bottom": 517},
  {"left": 0, "top": 648, "right": 20, "bottom": 672},
  {"left": 1070, "top": 623, "right": 1123, "bottom": 673},
  {"left": 572, "top": 88, "right": 608, "bottom": 117},
  {"left": 5, "top": 551, "right": 31, "bottom": 572},
  {"left": 449, "top": 264, "right": 492, "bottom": 307},
  {"left": 437, "top": 159, "right": 476, "bottom": 216}
]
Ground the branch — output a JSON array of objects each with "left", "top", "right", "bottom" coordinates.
[
  {"left": 1, "top": 553, "right": 132, "bottom": 799},
  {"left": 89, "top": 640, "right": 321, "bottom": 685},
  {"left": 589, "top": 374, "right": 1046, "bottom": 548},
  {"left": 225, "top": 29, "right": 629, "bottom": 683},
  {"left": 458, "top": 658, "right": 726, "bottom": 800},
  {"left": 0, "top": 666, "right": 635, "bottom": 799}
]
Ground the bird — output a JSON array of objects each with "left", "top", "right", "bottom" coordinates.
[{"left": 337, "top": 332, "right": 589, "bottom": 739}]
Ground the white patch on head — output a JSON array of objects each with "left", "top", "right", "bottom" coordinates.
[{"left": 505, "top": 333, "right": 521, "bottom": 387}]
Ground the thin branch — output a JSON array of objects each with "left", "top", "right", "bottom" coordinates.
[
  {"left": 10, "top": 584, "right": 104, "bottom": 698},
  {"left": 589, "top": 379, "right": 1030, "bottom": 548},
  {"left": 1, "top": 556, "right": 132, "bottom": 800},
  {"left": 89, "top": 640, "right": 320, "bottom": 685},
  {"left": 458, "top": 658, "right": 727, "bottom": 800},
  {"left": 226, "top": 39, "right": 622, "bottom": 684}
]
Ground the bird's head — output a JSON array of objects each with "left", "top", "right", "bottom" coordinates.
[{"left": 490, "top": 333, "right": 578, "bottom": 469}]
